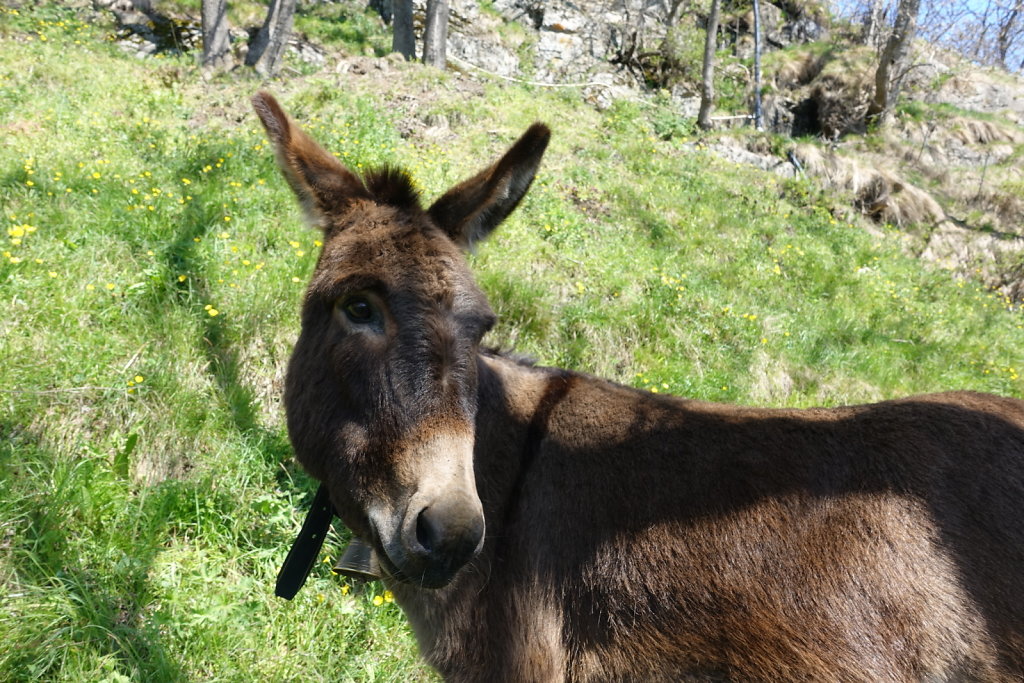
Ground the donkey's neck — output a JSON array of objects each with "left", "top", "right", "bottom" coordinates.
[
  {"left": 390, "top": 353, "right": 571, "bottom": 666},
  {"left": 474, "top": 353, "right": 576, "bottom": 535}
]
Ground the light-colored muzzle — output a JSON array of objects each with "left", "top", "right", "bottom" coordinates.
[{"left": 368, "top": 430, "right": 485, "bottom": 588}]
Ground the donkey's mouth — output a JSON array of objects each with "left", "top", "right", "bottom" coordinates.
[
  {"left": 331, "top": 534, "right": 432, "bottom": 588},
  {"left": 374, "top": 542, "right": 462, "bottom": 589},
  {"left": 330, "top": 534, "right": 434, "bottom": 588}
]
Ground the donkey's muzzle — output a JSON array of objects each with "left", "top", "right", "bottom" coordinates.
[{"left": 398, "top": 494, "right": 485, "bottom": 588}]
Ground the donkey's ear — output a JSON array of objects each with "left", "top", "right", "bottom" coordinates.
[
  {"left": 428, "top": 123, "right": 550, "bottom": 250},
  {"left": 252, "top": 91, "right": 369, "bottom": 230}
]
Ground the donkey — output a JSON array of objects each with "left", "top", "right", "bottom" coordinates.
[{"left": 252, "top": 91, "right": 1024, "bottom": 681}]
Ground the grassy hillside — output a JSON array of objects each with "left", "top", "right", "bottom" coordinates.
[{"left": 1, "top": 3, "right": 1022, "bottom": 681}]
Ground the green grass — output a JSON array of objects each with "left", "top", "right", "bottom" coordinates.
[
  {"left": 895, "top": 97, "right": 1018, "bottom": 129},
  {"left": 294, "top": 2, "right": 391, "bottom": 57},
  {"left": 1, "top": 3, "right": 1023, "bottom": 681}
]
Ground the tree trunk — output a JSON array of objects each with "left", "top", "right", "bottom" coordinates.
[
  {"left": 423, "top": 0, "right": 449, "bottom": 68},
  {"left": 752, "top": 0, "right": 763, "bottom": 131},
  {"left": 697, "top": 0, "right": 721, "bottom": 131},
  {"left": 370, "top": 0, "right": 393, "bottom": 24},
  {"left": 665, "top": 0, "right": 689, "bottom": 27},
  {"left": 201, "top": 0, "right": 232, "bottom": 70},
  {"left": 862, "top": 0, "right": 885, "bottom": 46},
  {"left": 866, "top": 0, "right": 922, "bottom": 129},
  {"left": 995, "top": 2, "right": 1022, "bottom": 69},
  {"left": 245, "top": 0, "right": 298, "bottom": 77},
  {"left": 392, "top": 0, "right": 415, "bottom": 60}
]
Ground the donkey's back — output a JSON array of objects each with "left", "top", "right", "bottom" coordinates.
[{"left": 468, "top": 358, "right": 1024, "bottom": 681}]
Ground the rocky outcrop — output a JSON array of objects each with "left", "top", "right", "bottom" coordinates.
[
  {"left": 905, "top": 48, "right": 1024, "bottom": 127},
  {"left": 94, "top": 0, "right": 204, "bottom": 58},
  {"left": 97, "top": 0, "right": 325, "bottom": 66},
  {"left": 420, "top": 0, "right": 522, "bottom": 77},
  {"left": 99, "top": 0, "right": 829, "bottom": 91},
  {"left": 708, "top": 138, "right": 799, "bottom": 177},
  {"left": 451, "top": 0, "right": 829, "bottom": 87},
  {"left": 921, "top": 222, "right": 1024, "bottom": 302},
  {"left": 727, "top": 2, "right": 828, "bottom": 58}
]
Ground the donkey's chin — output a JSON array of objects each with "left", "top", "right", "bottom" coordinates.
[{"left": 376, "top": 544, "right": 469, "bottom": 589}]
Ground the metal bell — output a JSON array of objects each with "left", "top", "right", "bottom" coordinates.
[{"left": 333, "top": 536, "right": 382, "bottom": 582}]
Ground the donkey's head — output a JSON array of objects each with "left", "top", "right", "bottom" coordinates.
[{"left": 253, "top": 92, "right": 549, "bottom": 588}]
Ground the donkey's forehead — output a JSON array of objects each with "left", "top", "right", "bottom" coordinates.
[{"left": 311, "top": 201, "right": 478, "bottom": 301}]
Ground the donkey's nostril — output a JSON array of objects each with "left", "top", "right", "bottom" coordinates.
[
  {"left": 402, "top": 499, "right": 485, "bottom": 586},
  {"left": 416, "top": 507, "right": 439, "bottom": 554}
]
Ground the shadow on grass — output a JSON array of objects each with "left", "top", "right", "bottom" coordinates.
[
  {"left": 150, "top": 149, "right": 299, "bottom": 481},
  {"left": 0, "top": 423, "right": 185, "bottom": 680}
]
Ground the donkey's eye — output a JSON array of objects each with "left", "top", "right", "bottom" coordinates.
[{"left": 341, "top": 297, "right": 375, "bottom": 323}]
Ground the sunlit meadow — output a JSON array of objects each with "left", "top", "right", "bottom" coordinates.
[{"left": 1, "top": 3, "right": 1022, "bottom": 681}]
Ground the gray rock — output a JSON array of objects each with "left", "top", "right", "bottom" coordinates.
[
  {"left": 708, "top": 141, "right": 796, "bottom": 177},
  {"left": 448, "top": 32, "right": 520, "bottom": 78},
  {"left": 782, "top": 16, "right": 828, "bottom": 44}
]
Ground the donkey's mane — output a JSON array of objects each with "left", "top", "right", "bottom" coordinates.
[
  {"left": 362, "top": 165, "right": 422, "bottom": 212},
  {"left": 482, "top": 346, "right": 537, "bottom": 367}
]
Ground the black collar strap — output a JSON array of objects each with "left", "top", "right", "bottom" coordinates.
[{"left": 275, "top": 483, "right": 335, "bottom": 600}]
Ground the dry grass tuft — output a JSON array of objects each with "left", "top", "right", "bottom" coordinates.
[
  {"left": 792, "top": 143, "right": 945, "bottom": 227},
  {"left": 921, "top": 221, "right": 1024, "bottom": 301},
  {"left": 952, "top": 117, "right": 1024, "bottom": 145},
  {"left": 938, "top": 163, "right": 1024, "bottom": 236},
  {"left": 749, "top": 351, "right": 795, "bottom": 404},
  {"left": 774, "top": 50, "right": 827, "bottom": 90}
]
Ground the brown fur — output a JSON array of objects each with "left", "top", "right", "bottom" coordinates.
[{"left": 253, "top": 91, "right": 1024, "bottom": 681}]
